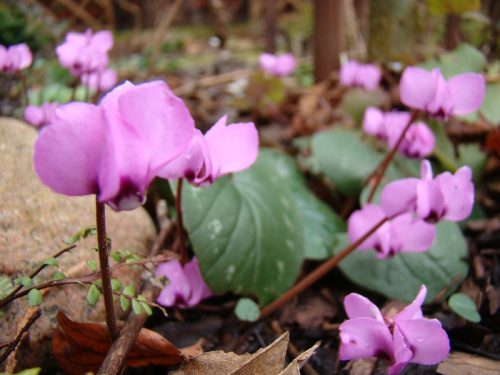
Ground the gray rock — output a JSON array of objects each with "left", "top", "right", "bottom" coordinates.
[{"left": 0, "top": 117, "right": 157, "bottom": 371}]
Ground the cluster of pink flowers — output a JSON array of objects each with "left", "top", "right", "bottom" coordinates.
[
  {"left": 56, "top": 28, "right": 117, "bottom": 92},
  {"left": 339, "top": 285, "right": 449, "bottom": 374},
  {"left": 339, "top": 60, "right": 381, "bottom": 91},
  {"left": 363, "top": 107, "right": 435, "bottom": 159},
  {"left": 348, "top": 160, "right": 473, "bottom": 258},
  {"left": 259, "top": 52, "right": 296, "bottom": 77},
  {"left": 0, "top": 43, "right": 32, "bottom": 73}
]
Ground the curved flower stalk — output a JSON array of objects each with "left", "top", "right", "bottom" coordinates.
[
  {"left": 0, "top": 43, "right": 32, "bottom": 73},
  {"left": 347, "top": 204, "right": 435, "bottom": 259},
  {"left": 339, "top": 60, "right": 381, "bottom": 91},
  {"left": 155, "top": 257, "right": 212, "bottom": 308},
  {"left": 24, "top": 102, "right": 59, "bottom": 128},
  {"left": 34, "top": 80, "right": 195, "bottom": 211},
  {"left": 400, "top": 67, "right": 485, "bottom": 119},
  {"left": 339, "top": 285, "right": 450, "bottom": 374},
  {"left": 381, "top": 159, "right": 474, "bottom": 222},
  {"left": 259, "top": 52, "right": 296, "bottom": 77},
  {"left": 159, "top": 115, "right": 259, "bottom": 187},
  {"left": 56, "top": 28, "right": 113, "bottom": 77},
  {"left": 363, "top": 107, "right": 435, "bottom": 159}
]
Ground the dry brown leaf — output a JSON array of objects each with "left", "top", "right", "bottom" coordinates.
[
  {"left": 171, "top": 332, "right": 290, "bottom": 375},
  {"left": 278, "top": 341, "right": 320, "bottom": 375},
  {"left": 437, "top": 351, "right": 500, "bottom": 375},
  {"left": 52, "top": 311, "right": 183, "bottom": 375}
]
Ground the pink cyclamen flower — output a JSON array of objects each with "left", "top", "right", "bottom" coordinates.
[
  {"left": 159, "top": 115, "right": 259, "bottom": 187},
  {"left": 259, "top": 52, "right": 296, "bottom": 77},
  {"left": 0, "top": 43, "right": 32, "bottom": 73},
  {"left": 24, "top": 102, "right": 59, "bottom": 128},
  {"left": 400, "top": 67, "right": 485, "bottom": 119},
  {"left": 339, "top": 285, "right": 450, "bottom": 375},
  {"left": 340, "top": 60, "right": 381, "bottom": 91},
  {"left": 381, "top": 159, "right": 474, "bottom": 222},
  {"left": 347, "top": 203, "right": 435, "bottom": 258},
  {"left": 34, "top": 80, "right": 195, "bottom": 211},
  {"left": 155, "top": 257, "right": 212, "bottom": 308},
  {"left": 81, "top": 68, "right": 118, "bottom": 92},
  {"left": 56, "top": 28, "right": 113, "bottom": 76},
  {"left": 363, "top": 107, "right": 435, "bottom": 158}
]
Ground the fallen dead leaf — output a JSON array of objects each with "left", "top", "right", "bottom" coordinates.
[
  {"left": 52, "top": 311, "right": 183, "bottom": 375},
  {"left": 171, "top": 332, "right": 319, "bottom": 375},
  {"left": 437, "top": 351, "right": 500, "bottom": 375}
]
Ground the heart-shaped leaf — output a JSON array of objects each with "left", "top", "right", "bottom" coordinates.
[
  {"left": 333, "top": 220, "right": 468, "bottom": 303},
  {"left": 448, "top": 293, "right": 481, "bottom": 322}
]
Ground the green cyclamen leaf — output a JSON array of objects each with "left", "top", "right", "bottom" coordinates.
[
  {"left": 86, "top": 284, "right": 100, "bottom": 306},
  {"left": 131, "top": 299, "right": 143, "bottom": 315},
  {"left": 27, "top": 289, "right": 43, "bottom": 306},
  {"left": 51, "top": 271, "right": 67, "bottom": 280},
  {"left": 15, "top": 276, "right": 33, "bottom": 288},
  {"left": 234, "top": 298, "right": 260, "bottom": 322},
  {"left": 120, "top": 295, "right": 130, "bottom": 311},
  {"left": 449, "top": 293, "right": 481, "bottom": 323}
]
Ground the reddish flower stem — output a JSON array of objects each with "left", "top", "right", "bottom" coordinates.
[
  {"left": 96, "top": 198, "right": 119, "bottom": 341},
  {"left": 259, "top": 217, "right": 388, "bottom": 320},
  {"left": 176, "top": 178, "right": 188, "bottom": 265},
  {"left": 366, "top": 110, "right": 421, "bottom": 203}
]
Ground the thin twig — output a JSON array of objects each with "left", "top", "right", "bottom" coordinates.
[
  {"left": 176, "top": 178, "right": 188, "bottom": 265},
  {"left": 0, "top": 308, "right": 41, "bottom": 365},
  {"left": 259, "top": 217, "right": 388, "bottom": 320},
  {"left": 365, "top": 110, "right": 421, "bottom": 203}
]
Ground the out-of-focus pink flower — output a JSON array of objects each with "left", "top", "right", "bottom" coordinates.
[
  {"left": 34, "top": 80, "right": 195, "bottom": 211},
  {"left": 347, "top": 203, "right": 435, "bottom": 258},
  {"left": 24, "top": 102, "right": 59, "bottom": 128},
  {"left": 400, "top": 67, "right": 485, "bottom": 119},
  {"left": 259, "top": 52, "right": 296, "bottom": 77},
  {"left": 339, "top": 285, "right": 450, "bottom": 375},
  {"left": 155, "top": 257, "right": 212, "bottom": 308},
  {"left": 381, "top": 160, "right": 474, "bottom": 223},
  {"left": 159, "top": 115, "right": 259, "bottom": 187},
  {"left": 340, "top": 60, "right": 381, "bottom": 91},
  {"left": 0, "top": 43, "right": 32, "bottom": 73},
  {"left": 56, "top": 28, "right": 113, "bottom": 76},
  {"left": 81, "top": 68, "right": 118, "bottom": 92},
  {"left": 363, "top": 107, "right": 435, "bottom": 158}
]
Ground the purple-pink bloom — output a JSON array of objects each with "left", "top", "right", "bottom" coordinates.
[
  {"left": 347, "top": 203, "right": 435, "bottom": 258},
  {"left": 159, "top": 115, "right": 259, "bottom": 187},
  {"left": 155, "top": 257, "right": 212, "bottom": 308},
  {"left": 81, "top": 68, "right": 117, "bottom": 92},
  {"left": 340, "top": 60, "right": 381, "bottom": 91},
  {"left": 363, "top": 107, "right": 435, "bottom": 159},
  {"left": 259, "top": 52, "right": 296, "bottom": 77},
  {"left": 24, "top": 102, "right": 59, "bottom": 128},
  {"left": 381, "top": 160, "right": 474, "bottom": 222},
  {"left": 33, "top": 80, "right": 195, "bottom": 211},
  {"left": 400, "top": 67, "right": 485, "bottom": 119},
  {"left": 56, "top": 28, "right": 113, "bottom": 76},
  {"left": 0, "top": 43, "right": 32, "bottom": 73},
  {"left": 339, "top": 285, "right": 450, "bottom": 374}
]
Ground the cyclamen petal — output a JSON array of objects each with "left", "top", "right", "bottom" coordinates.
[
  {"left": 155, "top": 257, "right": 212, "bottom": 308},
  {"left": 343, "top": 293, "right": 384, "bottom": 321},
  {"left": 24, "top": 102, "right": 59, "bottom": 128},
  {"left": 0, "top": 43, "right": 32, "bottom": 72},
  {"left": 81, "top": 68, "right": 118, "bottom": 92},
  {"left": 400, "top": 66, "right": 485, "bottom": 118},
  {"left": 340, "top": 60, "right": 381, "bottom": 90},
  {"left": 259, "top": 52, "right": 296, "bottom": 76}
]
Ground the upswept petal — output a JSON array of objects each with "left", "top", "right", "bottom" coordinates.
[
  {"left": 155, "top": 260, "right": 191, "bottom": 307},
  {"left": 259, "top": 53, "right": 276, "bottom": 73},
  {"left": 9, "top": 43, "right": 32, "bottom": 70},
  {"left": 274, "top": 53, "right": 296, "bottom": 76},
  {"left": 347, "top": 203, "right": 390, "bottom": 250},
  {"left": 362, "top": 107, "right": 385, "bottom": 138},
  {"left": 448, "top": 73, "right": 485, "bottom": 115},
  {"left": 183, "top": 257, "right": 212, "bottom": 306},
  {"left": 416, "top": 179, "right": 446, "bottom": 221},
  {"left": 395, "top": 285, "right": 426, "bottom": 321},
  {"left": 400, "top": 67, "right": 438, "bottom": 111},
  {"left": 339, "top": 318, "right": 394, "bottom": 361},
  {"left": 392, "top": 325, "right": 413, "bottom": 366},
  {"left": 33, "top": 102, "right": 105, "bottom": 196},
  {"left": 400, "top": 122, "right": 435, "bottom": 158},
  {"left": 204, "top": 115, "right": 259, "bottom": 177},
  {"left": 339, "top": 60, "right": 359, "bottom": 86},
  {"left": 395, "top": 319, "right": 450, "bottom": 365},
  {"left": 435, "top": 166, "right": 474, "bottom": 221},
  {"left": 380, "top": 178, "right": 419, "bottom": 218},
  {"left": 426, "top": 70, "right": 453, "bottom": 116},
  {"left": 343, "top": 293, "right": 384, "bottom": 321},
  {"left": 360, "top": 64, "right": 382, "bottom": 90},
  {"left": 92, "top": 30, "right": 114, "bottom": 51},
  {"left": 390, "top": 214, "right": 435, "bottom": 254}
]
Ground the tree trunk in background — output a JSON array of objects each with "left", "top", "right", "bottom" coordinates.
[
  {"left": 368, "top": 0, "right": 418, "bottom": 64},
  {"left": 444, "top": 13, "right": 460, "bottom": 50},
  {"left": 264, "top": 1, "right": 276, "bottom": 53},
  {"left": 314, "top": 0, "right": 345, "bottom": 82}
]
